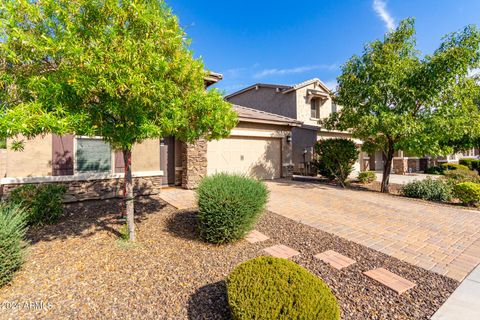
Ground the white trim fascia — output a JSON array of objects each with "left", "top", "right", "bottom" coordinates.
[{"left": 1, "top": 171, "right": 164, "bottom": 185}]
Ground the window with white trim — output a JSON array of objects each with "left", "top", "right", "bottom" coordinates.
[
  {"left": 310, "top": 99, "right": 320, "bottom": 118},
  {"left": 75, "top": 138, "right": 112, "bottom": 173}
]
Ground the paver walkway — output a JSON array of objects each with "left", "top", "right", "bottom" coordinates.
[
  {"left": 266, "top": 180, "right": 480, "bottom": 281},
  {"left": 159, "top": 180, "right": 480, "bottom": 281},
  {"left": 159, "top": 187, "right": 196, "bottom": 210}
]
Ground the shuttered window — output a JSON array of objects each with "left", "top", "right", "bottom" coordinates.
[{"left": 76, "top": 138, "right": 112, "bottom": 173}]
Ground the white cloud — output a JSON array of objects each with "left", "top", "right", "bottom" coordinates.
[
  {"left": 254, "top": 64, "right": 338, "bottom": 79},
  {"left": 373, "top": 0, "right": 395, "bottom": 30}
]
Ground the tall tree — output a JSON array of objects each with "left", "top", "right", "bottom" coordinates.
[
  {"left": 322, "top": 18, "right": 480, "bottom": 192},
  {"left": 0, "top": 0, "right": 237, "bottom": 240}
]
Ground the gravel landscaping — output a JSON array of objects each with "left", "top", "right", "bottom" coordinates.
[{"left": 0, "top": 195, "right": 457, "bottom": 319}]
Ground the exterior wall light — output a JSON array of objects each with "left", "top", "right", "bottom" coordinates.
[{"left": 286, "top": 135, "right": 292, "bottom": 143}]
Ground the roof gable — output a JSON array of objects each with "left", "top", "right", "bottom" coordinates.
[{"left": 225, "top": 78, "right": 332, "bottom": 100}]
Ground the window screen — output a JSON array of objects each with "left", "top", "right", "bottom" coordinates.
[{"left": 76, "top": 138, "right": 111, "bottom": 173}]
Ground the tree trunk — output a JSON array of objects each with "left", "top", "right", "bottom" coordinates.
[
  {"left": 123, "top": 149, "right": 135, "bottom": 241},
  {"left": 381, "top": 147, "right": 395, "bottom": 193}
]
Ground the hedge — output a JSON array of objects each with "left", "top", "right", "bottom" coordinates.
[
  {"left": 441, "top": 163, "right": 469, "bottom": 171},
  {"left": 227, "top": 257, "right": 340, "bottom": 320}
]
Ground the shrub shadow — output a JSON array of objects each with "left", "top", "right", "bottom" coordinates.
[
  {"left": 164, "top": 210, "right": 203, "bottom": 242},
  {"left": 187, "top": 281, "right": 232, "bottom": 320},
  {"left": 27, "top": 195, "right": 166, "bottom": 244}
]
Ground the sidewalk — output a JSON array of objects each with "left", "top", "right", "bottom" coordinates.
[{"left": 431, "top": 264, "right": 480, "bottom": 319}]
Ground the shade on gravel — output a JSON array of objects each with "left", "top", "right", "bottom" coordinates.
[{"left": 0, "top": 195, "right": 457, "bottom": 319}]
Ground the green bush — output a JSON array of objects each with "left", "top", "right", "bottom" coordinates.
[
  {"left": 443, "top": 169, "right": 480, "bottom": 186},
  {"left": 441, "top": 163, "right": 469, "bottom": 171},
  {"left": 472, "top": 160, "right": 480, "bottom": 173},
  {"left": 458, "top": 159, "right": 480, "bottom": 172},
  {"left": 227, "top": 257, "right": 340, "bottom": 320},
  {"left": 459, "top": 158, "right": 474, "bottom": 170},
  {"left": 0, "top": 203, "right": 28, "bottom": 287},
  {"left": 314, "top": 138, "right": 359, "bottom": 187},
  {"left": 453, "top": 182, "right": 480, "bottom": 206},
  {"left": 197, "top": 174, "right": 268, "bottom": 244},
  {"left": 401, "top": 178, "right": 452, "bottom": 202},
  {"left": 9, "top": 184, "right": 67, "bottom": 226},
  {"left": 424, "top": 166, "right": 444, "bottom": 175},
  {"left": 357, "top": 171, "right": 376, "bottom": 184}
]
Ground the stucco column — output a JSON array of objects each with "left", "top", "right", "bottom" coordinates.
[{"left": 181, "top": 139, "right": 208, "bottom": 189}]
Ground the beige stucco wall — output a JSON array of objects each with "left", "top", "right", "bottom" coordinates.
[
  {"left": 295, "top": 83, "right": 339, "bottom": 127},
  {"left": 227, "top": 87, "right": 297, "bottom": 119},
  {"left": 132, "top": 139, "right": 160, "bottom": 172},
  {"left": 6, "top": 135, "right": 53, "bottom": 178}
]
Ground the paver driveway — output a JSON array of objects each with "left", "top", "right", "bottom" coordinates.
[
  {"left": 266, "top": 180, "right": 480, "bottom": 281},
  {"left": 159, "top": 180, "right": 480, "bottom": 281}
]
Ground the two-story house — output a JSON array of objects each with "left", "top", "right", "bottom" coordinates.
[
  {"left": 226, "top": 78, "right": 366, "bottom": 174},
  {"left": 0, "top": 72, "right": 301, "bottom": 201}
]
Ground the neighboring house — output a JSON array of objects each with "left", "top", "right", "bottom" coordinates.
[
  {"left": 225, "top": 78, "right": 366, "bottom": 174},
  {"left": 369, "top": 148, "right": 480, "bottom": 174},
  {"left": 0, "top": 74, "right": 300, "bottom": 201}
]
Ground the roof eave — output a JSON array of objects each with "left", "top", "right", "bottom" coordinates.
[{"left": 238, "top": 116, "right": 302, "bottom": 127}]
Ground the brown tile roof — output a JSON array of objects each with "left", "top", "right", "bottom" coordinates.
[{"left": 233, "top": 105, "right": 302, "bottom": 126}]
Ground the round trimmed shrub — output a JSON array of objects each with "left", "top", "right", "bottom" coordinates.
[
  {"left": 0, "top": 203, "right": 28, "bottom": 287},
  {"left": 357, "top": 171, "right": 376, "bottom": 184},
  {"left": 401, "top": 178, "right": 452, "bottom": 202},
  {"left": 453, "top": 182, "right": 480, "bottom": 206},
  {"left": 227, "top": 257, "right": 340, "bottom": 320},
  {"left": 197, "top": 173, "right": 268, "bottom": 244}
]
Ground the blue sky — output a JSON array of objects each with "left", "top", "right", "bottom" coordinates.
[{"left": 169, "top": 0, "right": 480, "bottom": 95}]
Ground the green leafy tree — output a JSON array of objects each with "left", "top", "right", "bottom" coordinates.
[
  {"left": 314, "top": 139, "right": 359, "bottom": 188},
  {"left": 0, "top": 0, "right": 237, "bottom": 240},
  {"left": 322, "top": 18, "right": 480, "bottom": 193}
]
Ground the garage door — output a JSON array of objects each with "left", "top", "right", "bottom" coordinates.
[{"left": 207, "top": 136, "right": 282, "bottom": 180}]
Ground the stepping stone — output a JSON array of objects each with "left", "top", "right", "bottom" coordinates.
[
  {"left": 364, "top": 268, "right": 416, "bottom": 294},
  {"left": 263, "top": 244, "right": 300, "bottom": 259},
  {"left": 245, "top": 230, "right": 269, "bottom": 243},
  {"left": 314, "top": 250, "right": 356, "bottom": 270}
]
